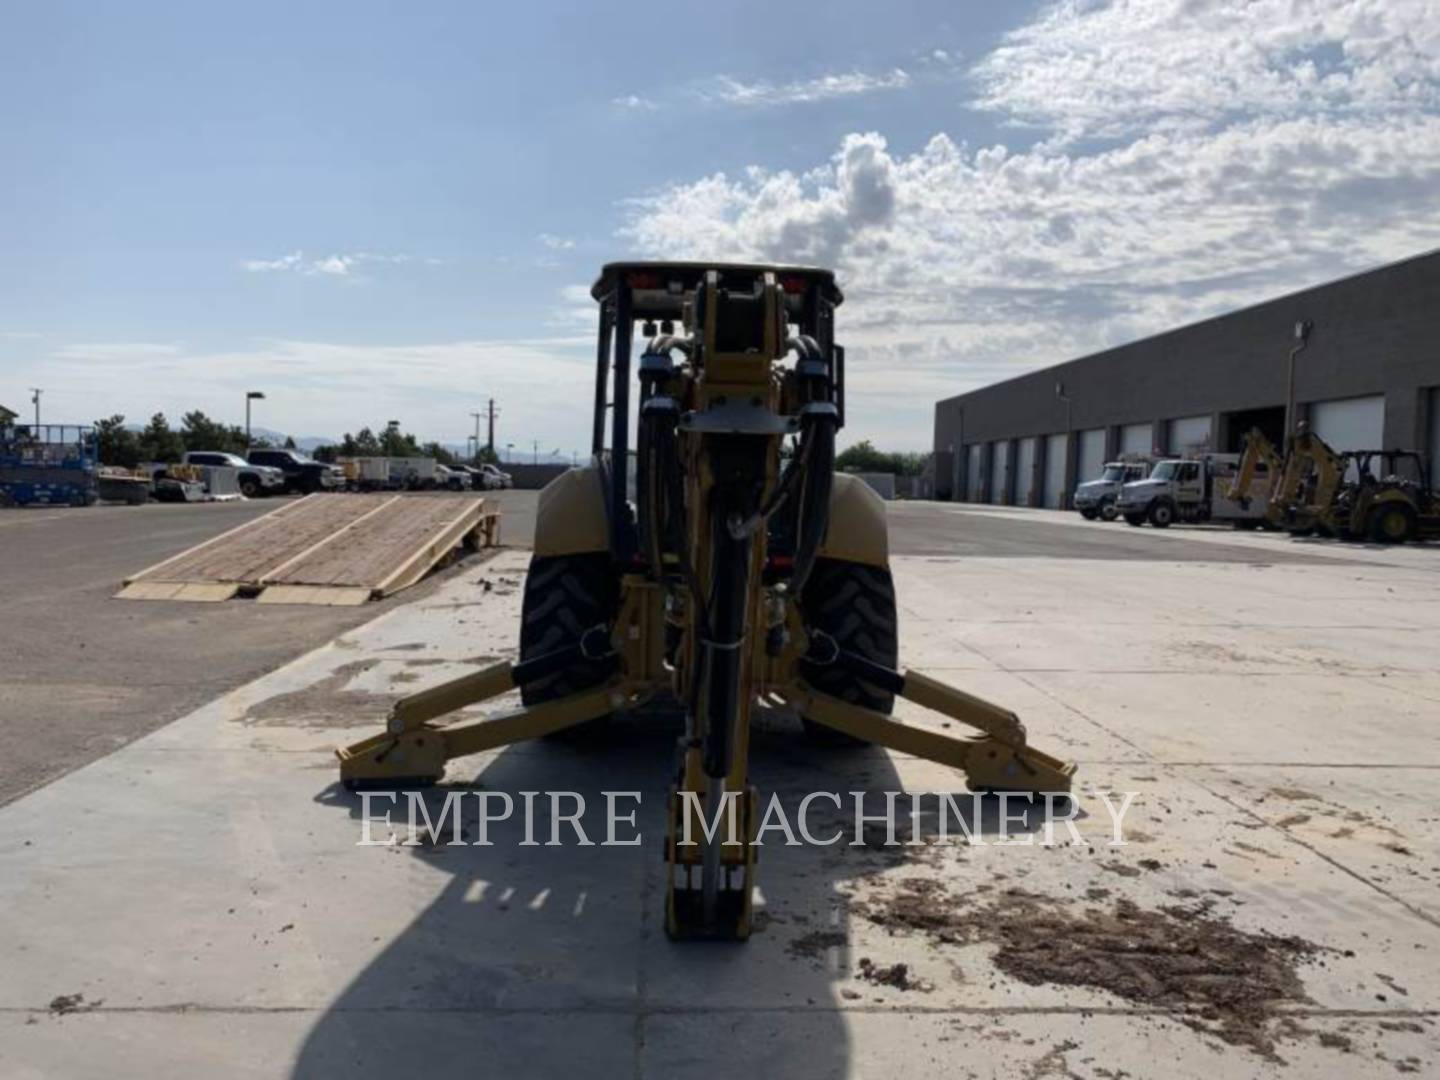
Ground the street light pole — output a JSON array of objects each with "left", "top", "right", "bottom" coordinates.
[
  {"left": 470, "top": 412, "right": 482, "bottom": 462},
  {"left": 29, "top": 388, "right": 42, "bottom": 428},
  {"left": 245, "top": 391, "right": 265, "bottom": 449},
  {"left": 1284, "top": 320, "right": 1313, "bottom": 453}
]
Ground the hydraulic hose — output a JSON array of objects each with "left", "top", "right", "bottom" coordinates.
[{"left": 790, "top": 408, "right": 835, "bottom": 594}]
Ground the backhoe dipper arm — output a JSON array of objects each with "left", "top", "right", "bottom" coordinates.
[{"left": 1228, "top": 428, "right": 1281, "bottom": 505}]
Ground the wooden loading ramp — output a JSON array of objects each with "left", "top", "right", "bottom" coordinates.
[{"left": 116, "top": 493, "right": 499, "bottom": 605}]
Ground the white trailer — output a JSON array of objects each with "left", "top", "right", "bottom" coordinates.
[{"left": 386, "top": 457, "right": 438, "bottom": 489}]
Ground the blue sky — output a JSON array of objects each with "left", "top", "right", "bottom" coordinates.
[{"left": 3, "top": 1, "right": 1438, "bottom": 453}]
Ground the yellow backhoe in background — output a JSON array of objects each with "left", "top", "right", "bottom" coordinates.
[{"left": 1231, "top": 426, "right": 1440, "bottom": 542}]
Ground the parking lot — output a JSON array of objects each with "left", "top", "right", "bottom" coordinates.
[
  {"left": 0, "top": 492, "right": 535, "bottom": 804},
  {"left": 2, "top": 495, "right": 1437, "bottom": 1077}
]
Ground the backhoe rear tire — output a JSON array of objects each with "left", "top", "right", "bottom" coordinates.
[
  {"left": 799, "top": 557, "right": 898, "bottom": 746},
  {"left": 519, "top": 552, "right": 619, "bottom": 740},
  {"left": 1368, "top": 503, "right": 1416, "bottom": 544}
]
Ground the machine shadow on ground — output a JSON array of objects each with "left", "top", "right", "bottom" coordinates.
[{"left": 296, "top": 711, "right": 1066, "bottom": 1077}]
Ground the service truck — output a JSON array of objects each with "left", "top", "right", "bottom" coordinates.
[
  {"left": 1117, "top": 453, "right": 1269, "bottom": 528},
  {"left": 1073, "top": 459, "right": 1153, "bottom": 520}
]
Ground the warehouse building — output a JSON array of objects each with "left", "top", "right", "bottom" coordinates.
[{"left": 931, "top": 249, "right": 1440, "bottom": 507}]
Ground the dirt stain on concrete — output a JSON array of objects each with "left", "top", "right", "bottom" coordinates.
[
  {"left": 862, "top": 879, "right": 1324, "bottom": 1058},
  {"left": 240, "top": 660, "right": 399, "bottom": 729}
]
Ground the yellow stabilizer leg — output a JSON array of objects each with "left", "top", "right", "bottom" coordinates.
[
  {"left": 336, "top": 655, "right": 621, "bottom": 786},
  {"left": 782, "top": 679, "right": 1075, "bottom": 794}
]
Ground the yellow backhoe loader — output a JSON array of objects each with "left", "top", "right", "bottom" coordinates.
[
  {"left": 1231, "top": 426, "right": 1439, "bottom": 543},
  {"left": 338, "top": 263, "right": 1074, "bottom": 940}
]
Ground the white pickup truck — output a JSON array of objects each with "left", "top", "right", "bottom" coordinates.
[{"left": 181, "top": 451, "right": 286, "bottom": 499}]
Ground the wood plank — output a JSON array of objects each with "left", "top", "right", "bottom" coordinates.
[
  {"left": 124, "top": 496, "right": 309, "bottom": 584},
  {"left": 255, "top": 585, "right": 372, "bottom": 606},
  {"left": 256, "top": 494, "right": 403, "bottom": 584},
  {"left": 372, "top": 499, "right": 487, "bottom": 596},
  {"left": 170, "top": 583, "right": 242, "bottom": 602},
  {"left": 115, "top": 581, "right": 188, "bottom": 600},
  {"left": 267, "top": 495, "right": 485, "bottom": 590},
  {"left": 116, "top": 492, "right": 500, "bottom": 605},
  {"left": 134, "top": 494, "right": 392, "bottom": 585}
]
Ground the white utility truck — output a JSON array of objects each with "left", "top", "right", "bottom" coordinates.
[
  {"left": 1073, "top": 459, "right": 1153, "bottom": 520},
  {"left": 1117, "top": 453, "right": 1269, "bottom": 528}
]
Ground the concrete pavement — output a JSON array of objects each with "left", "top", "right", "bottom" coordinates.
[{"left": 2, "top": 503, "right": 1437, "bottom": 1077}]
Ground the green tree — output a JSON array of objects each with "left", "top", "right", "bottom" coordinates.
[
  {"left": 420, "top": 441, "right": 456, "bottom": 466},
  {"left": 283, "top": 435, "right": 297, "bottom": 450},
  {"left": 180, "top": 410, "right": 231, "bottom": 454},
  {"left": 834, "top": 440, "right": 932, "bottom": 477},
  {"left": 351, "top": 427, "right": 381, "bottom": 456},
  {"left": 138, "top": 413, "right": 184, "bottom": 463},
  {"left": 93, "top": 415, "right": 141, "bottom": 468},
  {"left": 380, "top": 425, "right": 421, "bottom": 457},
  {"left": 835, "top": 439, "right": 892, "bottom": 473}
]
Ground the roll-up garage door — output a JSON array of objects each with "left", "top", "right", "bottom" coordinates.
[
  {"left": 966, "top": 444, "right": 983, "bottom": 502},
  {"left": 989, "top": 441, "right": 1010, "bottom": 504},
  {"left": 1309, "top": 395, "right": 1384, "bottom": 479},
  {"left": 1043, "top": 433, "right": 1067, "bottom": 508},
  {"left": 1014, "top": 437, "right": 1037, "bottom": 507},
  {"left": 1076, "top": 429, "right": 1105, "bottom": 486},
  {"left": 1168, "top": 414, "right": 1211, "bottom": 454},
  {"left": 1119, "top": 422, "right": 1152, "bottom": 457}
]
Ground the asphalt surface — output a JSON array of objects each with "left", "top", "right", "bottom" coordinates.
[
  {"left": 0, "top": 490, "right": 533, "bottom": 805},
  {"left": 887, "top": 499, "right": 1349, "bottom": 563}
]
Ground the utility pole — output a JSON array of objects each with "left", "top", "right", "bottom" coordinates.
[
  {"left": 486, "top": 398, "right": 498, "bottom": 454},
  {"left": 470, "top": 412, "right": 482, "bottom": 462},
  {"left": 533, "top": 439, "right": 539, "bottom": 465},
  {"left": 29, "top": 388, "right": 42, "bottom": 428}
]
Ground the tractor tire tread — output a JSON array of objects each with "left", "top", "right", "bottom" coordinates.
[
  {"left": 518, "top": 553, "right": 619, "bottom": 714},
  {"left": 800, "top": 558, "right": 899, "bottom": 744}
]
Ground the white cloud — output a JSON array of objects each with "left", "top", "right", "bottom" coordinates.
[
  {"left": 701, "top": 68, "right": 912, "bottom": 107},
  {"left": 973, "top": 0, "right": 1440, "bottom": 144},
  {"left": 240, "top": 251, "right": 416, "bottom": 277},
  {"left": 613, "top": 94, "right": 658, "bottom": 110},
  {"left": 538, "top": 233, "right": 576, "bottom": 250},
  {"left": 621, "top": 0, "right": 1440, "bottom": 448},
  {"left": 241, "top": 251, "right": 305, "bottom": 273},
  {"left": 52, "top": 342, "right": 185, "bottom": 362}
]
